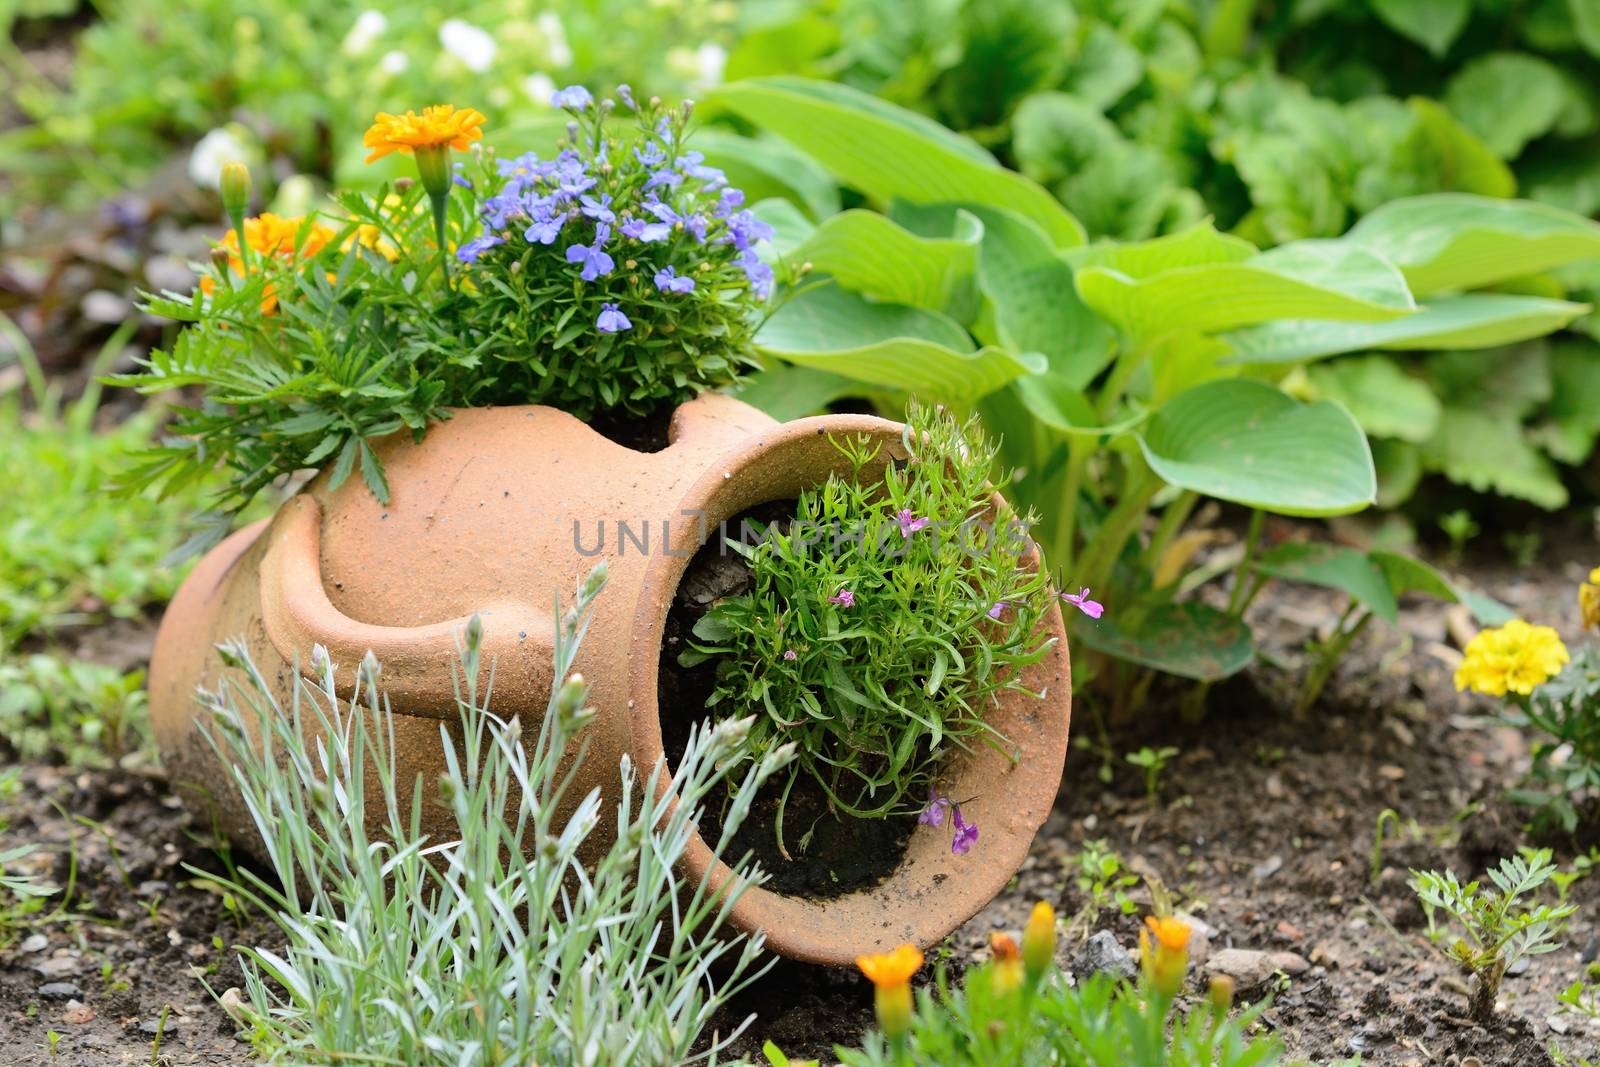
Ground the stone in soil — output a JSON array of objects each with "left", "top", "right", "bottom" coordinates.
[{"left": 1072, "top": 930, "right": 1136, "bottom": 982}]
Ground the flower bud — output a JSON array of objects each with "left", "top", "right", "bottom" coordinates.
[
  {"left": 857, "top": 945, "right": 922, "bottom": 1045},
  {"left": 1022, "top": 901, "right": 1057, "bottom": 984},
  {"left": 1140, "top": 915, "right": 1191, "bottom": 1001},
  {"left": 394, "top": 177, "right": 414, "bottom": 194},
  {"left": 220, "top": 161, "right": 252, "bottom": 224},
  {"left": 989, "top": 932, "right": 1023, "bottom": 995},
  {"left": 1208, "top": 975, "right": 1235, "bottom": 1017},
  {"left": 210, "top": 246, "right": 233, "bottom": 273}
]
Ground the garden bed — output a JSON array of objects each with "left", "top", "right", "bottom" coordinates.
[{"left": 4, "top": 524, "right": 1597, "bottom": 1065}]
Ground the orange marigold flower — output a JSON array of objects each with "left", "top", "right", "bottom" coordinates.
[
  {"left": 1144, "top": 915, "right": 1191, "bottom": 952},
  {"left": 363, "top": 105, "right": 486, "bottom": 164},
  {"left": 200, "top": 213, "right": 335, "bottom": 313},
  {"left": 1140, "top": 914, "right": 1191, "bottom": 999},
  {"left": 856, "top": 944, "right": 923, "bottom": 988}
]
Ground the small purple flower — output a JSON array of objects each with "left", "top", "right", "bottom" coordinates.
[
  {"left": 895, "top": 509, "right": 929, "bottom": 538},
  {"left": 1061, "top": 587, "right": 1104, "bottom": 620},
  {"left": 724, "top": 210, "right": 775, "bottom": 252},
  {"left": 565, "top": 224, "right": 615, "bottom": 281},
  {"left": 655, "top": 265, "right": 696, "bottom": 294},
  {"left": 951, "top": 807, "right": 979, "bottom": 855},
  {"left": 716, "top": 188, "right": 746, "bottom": 214},
  {"left": 635, "top": 141, "right": 668, "bottom": 167},
  {"left": 918, "top": 788, "right": 950, "bottom": 827},
  {"left": 551, "top": 85, "right": 594, "bottom": 109},
  {"left": 452, "top": 174, "right": 473, "bottom": 189},
  {"left": 783, "top": 649, "right": 798, "bottom": 662},
  {"left": 580, "top": 194, "right": 615, "bottom": 223},
  {"left": 617, "top": 84, "right": 636, "bottom": 109},
  {"left": 596, "top": 303, "right": 631, "bottom": 333},
  {"left": 525, "top": 210, "right": 566, "bottom": 245},
  {"left": 620, "top": 217, "right": 671, "bottom": 242},
  {"left": 738, "top": 249, "right": 774, "bottom": 299},
  {"left": 645, "top": 167, "right": 684, "bottom": 191},
  {"left": 829, "top": 588, "right": 855, "bottom": 608},
  {"left": 456, "top": 234, "right": 504, "bottom": 264},
  {"left": 987, "top": 601, "right": 1007, "bottom": 621}
]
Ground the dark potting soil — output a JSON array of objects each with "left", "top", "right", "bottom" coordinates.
[
  {"left": 587, "top": 403, "right": 673, "bottom": 453},
  {"left": 657, "top": 500, "right": 915, "bottom": 899}
]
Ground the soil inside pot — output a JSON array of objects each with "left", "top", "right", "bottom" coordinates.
[
  {"left": 657, "top": 501, "right": 915, "bottom": 899},
  {"left": 588, "top": 403, "right": 672, "bottom": 453}
]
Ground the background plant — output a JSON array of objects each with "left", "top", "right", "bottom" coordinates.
[
  {"left": 687, "top": 404, "right": 1055, "bottom": 847},
  {"left": 1505, "top": 646, "right": 1600, "bottom": 832},
  {"left": 1409, "top": 848, "right": 1576, "bottom": 1022},
  {"left": 199, "top": 563, "right": 793, "bottom": 1064}
]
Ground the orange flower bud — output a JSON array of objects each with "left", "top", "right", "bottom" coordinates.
[
  {"left": 989, "top": 932, "right": 1023, "bottom": 995},
  {"left": 1140, "top": 915, "right": 1191, "bottom": 1000},
  {"left": 1022, "top": 901, "right": 1057, "bottom": 983}
]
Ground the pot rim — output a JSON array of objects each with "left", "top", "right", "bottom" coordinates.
[{"left": 626, "top": 409, "right": 1072, "bottom": 966}]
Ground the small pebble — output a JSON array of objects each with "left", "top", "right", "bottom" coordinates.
[
  {"left": 38, "top": 982, "right": 81, "bottom": 999},
  {"left": 62, "top": 1003, "right": 94, "bottom": 1025}
]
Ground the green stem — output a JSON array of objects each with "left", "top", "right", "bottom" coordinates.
[
  {"left": 1204, "top": 0, "right": 1259, "bottom": 60},
  {"left": 1094, "top": 342, "right": 1146, "bottom": 422},
  {"left": 1050, "top": 438, "right": 1092, "bottom": 580},
  {"left": 1227, "top": 509, "right": 1264, "bottom": 616},
  {"left": 1142, "top": 489, "right": 1199, "bottom": 578},
  {"left": 1076, "top": 463, "right": 1161, "bottom": 593},
  {"left": 1296, "top": 602, "right": 1371, "bottom": 713}
]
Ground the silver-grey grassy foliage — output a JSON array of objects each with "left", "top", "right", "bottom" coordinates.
[{"left": 199, "top": 562, "right": 791, "bottom": 1065}]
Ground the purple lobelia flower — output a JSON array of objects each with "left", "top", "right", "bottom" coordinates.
[
  {"left": 1061, "top": 587, "right": 1104, "bottom": 620},
  {"left": 620, "top": 216, "right": 671, "bottom": 242},
  {"left": 551, "top": 85, "right": 593, "bottom": 110},
  {"left": 644, "top": 167, "right": 684, "bottom": 192},
  {"left": 783, "top": 649, "right": 798, "bottom": 661},
  {"left": 738, "top": 249, "right": 774, "bottom": 299},
  {"left": 950, "top": 807, "right": 979, "bottom": 854},
  {"left": 525, "top": 207, "right": 567, "bottom": 245},
  {"left": 565, "top": 224, "right": 614, "bottom": 281},
  {"left": 987, "top": 601, "right": 1008, "bottom": 621},
  {"left": 918, "top": 788, "right": 951, "bottom": 827},
  {"left": 635, "top": 140, "right": 668, "bottom": 168},
  {"left": 580, "top": 194, "right": 615, "bottom": 223},
  {"left": 829, "top": 588, "right": 855, "bottom": 608},
  {"left": 654, "top": 265, "right": 695, "bottom": 293},
  {"left": 616, "top": 83, "right": 636, "bottom": 110},
  {"left": 456, "top": 234, "right": 503, "bottom": 263},
  {"left": 895, "top": 508, "right": 929, "bottom": 538},
  {"left": 596, "top": 303, "right": 631, "bottom": 333},
  {"left": 723, "top": 210, "right": 775, "bottom": 252}
]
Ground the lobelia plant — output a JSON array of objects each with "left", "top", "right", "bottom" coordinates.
[
  {"left": 684, "top": 404, "right": 1058, "bottom": 854},
  {"left": 113, "top": 87, "right": 772, "bottom": 532}
]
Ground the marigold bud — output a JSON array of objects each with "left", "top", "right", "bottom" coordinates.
[
  {"left": 1581, "top": 567, "right": 1600, "bottom": 631},
  {"left": 1022, "top": 901, "right": 1056, "bottom": 983},
  {"left": 220, "top": 161, "right": 252, "bottom": 222},
  {"left": 857, "top": 945, "right": 922, "bottom": 1044},
  {"left": 989, "top": 932, "right": 1023, "bottom": 995},
  {"left": 1140, "top": 915, "right": 1191, "bottom": 1001},
  {"left": 1208, "top": 974, "right": 1235, "bottom": 1016},
  {"left": 394, "top": 177, "right": 414, "bottom": 194}
]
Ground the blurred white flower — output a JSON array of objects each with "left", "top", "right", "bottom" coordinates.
[
  {"left": 440, "top": 18, "right": 496, "bottom": 72},
  {"left": 536, "top": 12, "right": 573, "bottom": 68},
  {"left": 189, "top": 126, "right": 250, "bottom": 190},
  {"left": 341, "top": 10, "right": 387, "bottom": 56},
  {"left": 694, "top": 43, "right": 727, "bottom": 85},
  {"left": 523, "top": 72, "right": 557, "bottom": 106},
  {"left": 380, "top": 49, "right": 409, "bottom": 75}
]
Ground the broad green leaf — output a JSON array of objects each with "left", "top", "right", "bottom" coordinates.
[
  {"left": 1306, "top": 355, "right": 1442, "bottom": 442},
  {"left": 1012, "top": 375, "right": 1150, "bottom": 437},
  {"left": 1254, "top": 543, "right": 1400, "bottom": 621},
  {"left": 1444, "top": 52, "right": 1571, "bottom": 159},
  {"left": 722, "top": 12, "right": 840, "bottom": 81},
  {"left": 1426, "top": 342, "right": 1551, "bottom": 421},
  {"left": 733, "top": 365, "right": 863, "bottom": 421},
  {"left": 1073, "top": 602, "right": 1255, "bottom": 681},
  {"left": 1344, "top": 194, "right": 1600, "bottom": 296},
  {"left": 1575, "top": 0, "right": 1600, "bottom": 57},
  {"left": 750, "top": 198, "right": 817, "bottom": 262},
  {"left": 1419, "top": 408, "right": 1568, "bottom": 509},
  {"left": 1373, "top": 439, "right": 1423, "bottom": 508},
  {"left": 1533, "top": 338, "right": 1600, "bottom": 463},
  {"left": 792, "top": 209, "right": 981, "bottom": 316},
  {"left": 1225, "top": 293, "right": 1591, "bottom": 363},
  {"left": 1372, "top": 551, "right": 1513, "bottom": 624},
  {"left": 1077, "top": 239, "right": 1412, "bottom": 339},
  {"left": 693, "top": 130, "right": 841, "bottom": 223},
  {"left": 1074, "top": 220, "right": 1256, "bottom": 277},
  {"left": 755, "top": 283, "right": 1044, "bottom": 399},
  {"left": 1061, "top": 23, "right": 1143, "bottom": 110},
  {"left": 710, "top": 77, "right": 1085, "bottom": 248},
  {"left": 1137, "top": 378, "right": 1376, "bottom": 516},
  {"left": 1372, "top": 0, "right": 1471, "bottom": 56}
]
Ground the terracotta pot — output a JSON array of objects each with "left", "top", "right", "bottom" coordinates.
[{"left": 150, "top": 393, "right": 1072, "bottom": 966}]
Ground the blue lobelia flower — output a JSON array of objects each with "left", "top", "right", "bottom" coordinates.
[
  {"left": 654, "top": 265, "right": 695, "bottom": 294},
  {"left": 565, "top": 223, "right": 615, "bottom": 281},
  {"left": 456, "top": 234, "right": 504, "bottom": 263},
  {"left": 551, "top": 85, "right": 594, "bottom": 110},
  {"left": 616, "top": 83, "right": 636, "bottom": 110},
  {"left": 596, "top": 303, "right": 632, "bottom": 333},
  {"left": 738, "top": 249, "right": 773, "bottom": 298},
  {"left": 723, "top": 209, "right": 774, "bottom": 252},
  {"left": 524, "top": 205, "right": 567, "bottom": 245},
  {"left": 620, "top": 216, "right": 671, "bottom": 242},
  {"left": 579, "top": 194, "right": 615, "bottom": 224}
]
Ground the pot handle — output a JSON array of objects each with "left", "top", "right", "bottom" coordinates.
[{"left": 257, "top": 495, "right": 554, "bottom": 717}]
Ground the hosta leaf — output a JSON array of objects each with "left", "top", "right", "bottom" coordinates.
[
  {"left": 1073, "top": 602, "right": 1255, "bottom": 681},
  {"left": 1419, "top": 408, "right": 1568, "bottom": 509},
  {"left": 1074, "top": 220, "right": 1256, "bottom": 277},
  {"left": 1137, "top": 378, "right": 1375, "bottom": 516},
  {"left": 749, "top": 198, "right": 816, "bottom": 262},
  {"left": 792, "top": 208, "right": 982, "bottom": 316},
  {"left": 1371, "top": 551, "right": 1513, "bottom": 624},
  {"left": 1532, "top": 338, "right": 1600, "bottom": 463},
  {"left": 1444, "top": 52, "right": 1570, "bottom": 159},
  {"left": 1343, "top": 194, "right": 1600, "bottom": 296},
  {"left": 693, "top": 130, "right": 840, "bottom": 223},
  {"left": 1372, "top": 0, "right": 1471, "bottom": 56},
  {"left": 754, "top": 283, "right": 1043, "bottom": 399},
  {"left": 733, "top": 365, "right": 863, "bottom": 421},
  {"left": 1373, "top": 439, "right": 1424, "bottom": 508},
  {"left": 1077, "top": 239, "right": 1412, "bottom": 339},
  {"left": 1225, "top": 293, "right": 1591, "bottom": 363},
  {"left": 1306, "top": 355, "right": 1442, "bottom": 442},
  {"left": 1255, "top": 543, "right": 1400, "bottom": 621},
  {"left": 710, "top": 77, "right": 1085, "bottom": 248}
]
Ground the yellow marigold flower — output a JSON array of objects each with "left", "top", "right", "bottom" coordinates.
[
  {"left": 200, "top": 213, "right": 334, "bottom": 313},
  {"left": 363, "top": 104, "right": 486, "bottom": 163},
  {"left": 1581, "top": 567, "right": 1600, "bottom": 631},
  {"left": 857, "top": 944, "right": 922, "bottom": 1043},
  {"left": 856, "top": 944, "right": 923, "bottom": 988},
  {"left": 344, "top": 223, "right": 399, "bottom": 262},
  {"left": 1022, "top": 901, "right": 1057, "bottom": 982},
  {"left": 1140, "top": 915, "right": 1190, "bottom": 999},
  {"left": 1454, "top": 619, "right": 1570, "bottom": 697}
]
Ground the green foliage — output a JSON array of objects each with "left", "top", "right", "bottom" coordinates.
[
  {"left": 687, "top": 405, "right": 1054, "bottom": 839},
  {"left": 202, "top": 564, "right": 792, "bottom": 1065},
  {"left": 831, "top": 953, "right": 1282, "bottom": 1067},
  {"left": 1067, "top": 840, "right": 1141, "bottom": 927},
  {"left": 1125, "top": 745, "right": 1179, "bottom": 802},
  {"left": 1409, "top": 849, "right": 1576, "bottom": 1022},
  {"left": 0, "top": 771, "right": 56, "bottom": 950},
  {"left": 1504, "top": 647, "right": 1600, "bottom": 833},
  {"left": 0, "top": 654, "right": 150, "bottom": 767},
  {"left": 115, "top": 95, "right": 769, "bottom": 522}
]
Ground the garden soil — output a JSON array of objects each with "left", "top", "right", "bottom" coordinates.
[{"left": 4, "top": 519, "right": 1600, "bottom": 1065}]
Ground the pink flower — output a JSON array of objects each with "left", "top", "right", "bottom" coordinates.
[
  {"left": 895, "top": 508, "right": 930, "bottom": 538},
  {"left": 783, "top": 649, "right": 798, "bottom": 661},
  {"left": 987, "top": 601, "right": 1007, "bottom": 621},
  {"left": 830, "top": 588, "right": 855, "bottom": 608},
  {"left": 951, "top": 807, "right": 979, "bottom": 855},
  {"left": 1061, "top": 587, "right": 1104, "bottom": 620},
  {"left": 918, "top": 788, "right": 950, "bottom": 827}
]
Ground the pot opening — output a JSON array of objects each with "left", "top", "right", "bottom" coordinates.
[
  {"left": 587, "top": 403, "right": 673, "bottom": 453},
  {"left": 656, "top": 498, "right": 915, "bottom": 899}
]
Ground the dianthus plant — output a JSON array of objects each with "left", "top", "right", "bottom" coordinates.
[
  {"left": 116, "top": 88, "right": 771, "bottom": 527},
  {"left": 685, "top": 404, "right": 1055, "bottom": 852}
]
